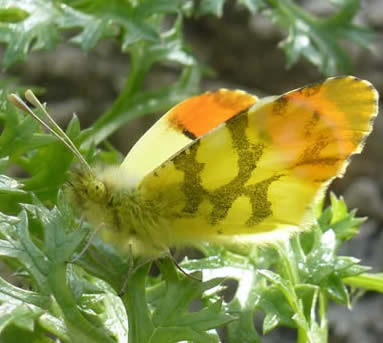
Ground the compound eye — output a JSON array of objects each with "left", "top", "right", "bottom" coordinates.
[{"left": 88, "top": 179, "right": 106, "bottom": 203}]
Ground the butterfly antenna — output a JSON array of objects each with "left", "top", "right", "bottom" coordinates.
[{"left": 8, "top": 91, "right": 91, "bottom": 172}]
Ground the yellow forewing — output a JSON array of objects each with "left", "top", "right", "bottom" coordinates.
[
  {"left": 121, "top": 89, "right": 257, "bottom": 186},
  {"left": 138, "top": 76, "right": 378, "bottom": 246}
]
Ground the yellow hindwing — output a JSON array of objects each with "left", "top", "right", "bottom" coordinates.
[{"left": 138, "top": 76, "right": 378, "bottom": 247}]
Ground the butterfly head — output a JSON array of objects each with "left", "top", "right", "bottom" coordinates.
[
  {"left": 65, "top": 167, "right": 124, "bottom": 237},
  {"left": 67, "top": 168, "right": 109, "bottom": 206}
]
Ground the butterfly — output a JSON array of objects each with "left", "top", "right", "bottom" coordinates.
[{"left": 9, "top": 76, "right": 379, "bottom": 257}]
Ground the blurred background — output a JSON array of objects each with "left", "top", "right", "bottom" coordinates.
[{"left": 0, "top": 0, "right": 382, "bottom": 342}]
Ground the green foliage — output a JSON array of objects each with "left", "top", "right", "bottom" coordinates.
[
  {"left": 196, "top": 0, "right": 374, "bottom": 75},
  {"left": 180, "top": 194, "right": 382, "bottom": 343},
  {"left": 267, "top": 0, "right": 374, "bottom": 75},
  {"left": 0, "top": 120, "right": 382, "bottom": 342},
  {"left": 0, "top": 0, "right": 374, "bottom": 79},
  {"left": 0, "top": 0, "right": 381, "bottom": 342},
  {"left": 0, "top": 0, "right": 192, "bottom": 67},
  {"left": 0, "top": 0, "right": 201, "bottom": 145}
]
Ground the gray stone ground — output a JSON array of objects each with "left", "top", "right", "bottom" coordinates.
[{"left": 1, "top": 1, "right": 383, "bottom": 342}]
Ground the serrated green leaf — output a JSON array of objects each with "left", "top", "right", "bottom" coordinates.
[
  {"left": 0, "top": 0, "right": 63, "bottom": 68},
  {"left": 0, "top": 276, "right": 50, "bottom": 309},
  {"left": 329, "top": 193, "right": 348, "bottom": 223},
  {"left": 181, "top": 250, "right": 253, "bottom": 271},
  {"left": 295, "top": 284, "right": 319, "bottom": 322},
  {"left": 303, "top": 230, "right": 336, "bottom": 284},
  {"left": 152, "top": 267, "right": 223, "bottom": 326},
  {"left": 122, "top": 263, "right": 155, "bottom": 342},
  {"left": 70, "top": 17, "right": 112, "bottom": 51},
  {"left": 65, "top": 114, "right": 81, "bottom": 138},
  {"left": 37, "top": 313, "right": 70, "bottom": 342},
  {"left": 66, "top": 0, "right": 186, "bottom": 50},
  {"left": 256, "top": 286, "right": 295, "bottom": 331},
  {"left": 339, "top": 263, "right": 370, "bottom": 278},
  {"left": 0, "top": 211, "right": 19, "bottom": 225},
  {"left": 23, "top": 203, "right": 87, "bottom": 263},
  {"left": 18, "top": 114, "right": 88, "bottom": 201},
  {"left": 60, "top": 4, "right": 115, "bottom": 51},
  {"left": 324, "top": 273, "right": 349, "bottom": 305},
  {"left": 263, "top": 312, "right": 279, "bottom": 334},
  {"left": 102, "top": 293, "right": 129, "bottom": 342},
  {"left": 46, "top": 264, "right": 116, "bottom": 343},
  {"left": 318, "top": 194, "right": 365, "bottom": 242},
  {"left": 122, "top": 259, "right": 231, "bottom": 343},
  {"left": 226, "top": 299, "right": 261, "bottom": 342},
  {"left": 0, "top": 0, "right": 190, "bottom": 67},
  {"left": 0, "top": 303, "right": 43, "bottom": 333},
  {"left": 0, "top": 175, "right": 26, "bottom": 195},
  {"left": 0, "top": 89, "right": 86, "bottom": 203},
  {"left": 334, "top": 256, "right": 369, "bottom": 278},
  {"left": 143, "top": 15, "right": 195, "bottom": 66},
  {"left": 0, "top": 101, "right": 41, "bottom": 159},
  {"left": 0, "top": 210, "right": 50, "bottom": 293},
  {"left": 267, "top": 0, "right": 374, "bottom": 75},
  {"left": 164, "top": 300, "right": 234, "bottom": 330}
]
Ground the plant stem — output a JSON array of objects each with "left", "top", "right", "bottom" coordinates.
[
  {"left": 86, "top": 45, "right": 152, "bottom": 146},
  {"left": 48, "top": 263, "right": 115, "bottom": 343},
  {"left": 121, "top": 263, "right": 155, "bottom": 343},
  {"left": 344, "top": 273, "right": 383, "bottom": 293}
]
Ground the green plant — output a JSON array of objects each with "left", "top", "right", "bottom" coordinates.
[{"left": 0, "top": 1, "right": 382, "bottom": 342}]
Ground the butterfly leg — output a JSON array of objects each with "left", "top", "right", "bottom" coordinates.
[{"left": 118, "top": 246, "right": 154, "bottom": 296}]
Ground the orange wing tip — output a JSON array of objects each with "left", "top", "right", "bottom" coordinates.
[
  {"left": 261, "top": 75, "right": 378, "bottom": 182},
  {"left": 168, "top": 89, "right": 258, "bottom": 139},
  {"left": 326, "top": 75, "right": 380, "bottom": 113},
  {"left": 351, "top": 77, "right": 379, "bottom": 118},
  {"left": 330, "top": 77, "right": 379, "bottom": 178}
]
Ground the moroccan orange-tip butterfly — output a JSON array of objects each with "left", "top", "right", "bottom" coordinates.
[{"left": 9, "top": 76, "right": 379, "bottom": 257}]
